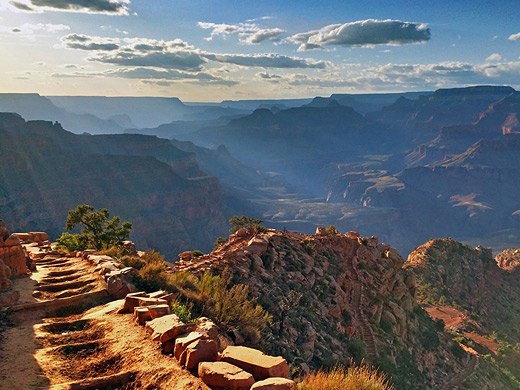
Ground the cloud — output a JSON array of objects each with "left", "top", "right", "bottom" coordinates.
[
  {"left": 485, "top": 53, "right": 503, "bottom": 62},
  {"left": 63, "top": 34, "right": 327, "bottom": 70},
  {"left": 290, "top": 19, "right": 430, "bottom": 51},
  {"left": 62, "top": 33, "right": 120, "bottom": 51},
  {"left": 198, "top": 21, "right": 284, "bottom": 44},
  {"left": 509, "top": 32, "right": 520, "bottom": 41},
  {"left": 52, "top": 67, "right": 238, "bottom": 86},
  {"left": 203, "top": 52, "right": 327, "bottom": 68},
  {"left": 2, "top": 22, "right": 70, "bottom": 35},
  {"left": 8, "top": 0, "right": 130, "bottom": 14}
]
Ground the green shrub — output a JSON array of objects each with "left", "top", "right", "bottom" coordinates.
[
  {"left": 228, "top": 215, "right": 264, "bottom": 233},
  {"left": 98, "top": 246, "right": 125, "bottom": 258},
  {"left": 55, "top": 232, "right": 87, "bottom": 252},
  {"left": 325, "top": 225, "right": 338, "bottom": 235},
  {"left": 171, "top": 301, "right": 195, "bottom": 323},
  {"left": 191, "top": 250, "right": 204, "bottom": 257},
  {"left": 120, "top": 255, "right": 146, "bottom": 270},
  {"left": 213, "top": 237, "right": 228, "bottom": 251}
]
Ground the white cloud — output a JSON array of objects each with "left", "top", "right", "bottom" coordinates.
[
  {"left": 486, "top": 53, "right": 503, "bottom": 62},
  {"left": 509, "top": 32, "right": 520, "bottom": 40},
  {"left": 0, "top": 22, "right": 69, "bottom": 35},
  {"left": 290, "top": 19, "right": 430, "bottom": 51},
  {"left": 198, "top": 21, "right": 284, "bottom": 44}
]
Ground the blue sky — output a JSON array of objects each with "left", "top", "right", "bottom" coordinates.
[{"left": 1, "top": 0, "right": 519, "bottom": 101}]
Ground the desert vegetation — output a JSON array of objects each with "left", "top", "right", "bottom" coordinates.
[
  {"left": 299, "top": 363, "right": 393, "bottom": 390},
  {"left": 56, "top": 204, "right": 132, "bottom": 251}
]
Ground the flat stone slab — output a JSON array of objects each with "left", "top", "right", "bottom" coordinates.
[
  {"left": 118, "top": 292, "right": 148, "bottom": 313},
  {"left": 251, "top": 378, "right": 297, "bottom": 390},
  {"left": 198, "top": 361, "right": 255, "bottom": 390},
  {"left": 147, "top": 304, "right": 170, "bottom": 319},
  {"left": 145, "top": 314, "right": 196, "bottom": 343},
  {"left": 221, "top": 346, "right": 289, "bottom": 381}
]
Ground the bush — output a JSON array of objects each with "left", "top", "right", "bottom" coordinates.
[
  {"left": 213, "top": 237, "right": 228, "bottom": 251},
  {"left": 228, "top": 215, "right": 264, "bottom": 233},
  {"left": 300, "top": 363, "right": 393, "bottom": 390},
  {"left": 191, "top": 250, "right": 204, "bottom": 257},
  {"left": 98, "top": 246, "right": 125, "bottom": 258},
  {"left": 171, "top": 301, "right": 195, "bottom": 323},
  {"left": 325, "top": 225, "right": 338, "bottom": 235},
  {"left": 55, "top": 232, "right": 87, "bottom": 252}
]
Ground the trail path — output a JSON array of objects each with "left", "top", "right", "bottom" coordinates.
[
  {"left": 346, "top": 258, "right": 378, "bottom": 362},
  {"left": 442, "top": 354, "right": 478, "bottom": 390},
  {"left": 0, "top": 254, "right": 209, "bottom": 390}
]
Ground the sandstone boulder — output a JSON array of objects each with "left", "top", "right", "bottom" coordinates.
[
  {"left": 196, "top": 317, "right": 219, "bottom": 341},
  {"left": 146, "top": 314, "right": 196, "bottom": 343},
  {"left": 221, "top": 346, "right": 289, "bottom": 381},
  {"left": 137, "top": 297, "right": 168, "bottom": 307},
  {"left": 184, "top": 339, "right": 219, "bottom": 370},
  {"left": 147, "top": 304, "right": 170, "bottom": 319},
  {"left": 174, "top": 332, "right": 205, "bottom": 361},
  {"left": 118, "top": 292, "right": 149, "bottom": 314},
  {"left": 251, "top": 378, "right": 297, "bottom": 390},
  {"left": 179, "top": 251, "right": 192, "bottom": 261},
  {"left": 236, "top": 228, "right": 248, "bottom": 237},
  {"left": 134, "top": 307, "right": 152, "bottom": 325},
  {"left": 198, "top": 361, "right": 255, "bottom": 390}
]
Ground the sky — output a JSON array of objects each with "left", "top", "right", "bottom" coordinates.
[{"left": 1, "top": 0, "right": 520, "bottom": 101}]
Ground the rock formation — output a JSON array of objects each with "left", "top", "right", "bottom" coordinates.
[{"left": 172, "top": 228, "right": 474, "bottom": 389}]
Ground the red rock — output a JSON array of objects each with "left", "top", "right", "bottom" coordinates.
[
  {"left": 145, "top": 314, "right": 196, "bottom": 343},
  {"left": 251, "top": 378, "right": 297, "bottom": 390},
  {"left": 315, "top": 226, "right": 327, "bottom": 236},
  {"left": 184, "top": 339, "right": 219, "bottom": 370},
  {"left": 221, "top": 346, "right": 289, "bottom": 381},
  {"left": 137, "top": 297, "right": 168, "bottom": 307},
  {"left": 134, "top": 307, "right": 152, "bottom": 325},
  {"left": 147, "top": 304, "right": 170, "bottom": 319},
  {"left": 236, "top": 228, "right": 248, "bottom": 237},
  {"left": 174, "top": 332, "right": 205, "bottom": 361},
  {"left": 117, "top": 292, "right": 149, "bottom": 313},
  {"left": 198, "top": 361, "right": 255, "bottom": 389}
]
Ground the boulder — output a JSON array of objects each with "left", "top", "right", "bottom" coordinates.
[
  {"left": 147, "top": 304, "right": 170, "bottom": 319},
  {"left": 174, "top": 332, "right": 205, "bottom": 361},
  {"left": 118, "top": 292, "right": 149, "bottom": 313},
  {"left": 145, "top": 314, "right": 196, "bottom": 343},
  {"left": 184, "top": 339, "right": 219, "bottom": 370},
  {"left": 315, "top": 226, "right": 327, "bottom": 236},
  {"left": 196, "top": 317, "right": 219, "bottom": 341},
  {"left": 221, "top": 346, "right": 289, "bottom": 381},
  {"left": 198, "top": 361, "right": 255, "bottom": 390},
  {"left": 236, "top": 228, "right": 248, "bottom": 237},
  {"left": 134, "top": 307, "right": 152, "bottom": 325},
  {"left": 251, "top": 378, "right": 297, "bottom": 390}
]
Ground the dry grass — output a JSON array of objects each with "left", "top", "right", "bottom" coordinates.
[{"left": 299, "top": 364, "right": 393, "bottom": 390}]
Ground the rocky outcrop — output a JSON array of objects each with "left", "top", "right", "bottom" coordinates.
[
  {"left": 495, "top": 248, "right": 520, "bottom": 271},
  {"left": 0, "top": 221, "right": 28, "bottom": 276},
  {"left": 172, "top": 229, "right": 469, "bottom": 389}
]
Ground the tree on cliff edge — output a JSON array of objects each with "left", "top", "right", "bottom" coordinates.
[{"left": 57, "top": 204, "right": 132, "bottom": 251}]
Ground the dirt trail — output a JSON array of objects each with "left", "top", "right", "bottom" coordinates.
[
  {"left": 442, "top": 354, "right": 478, "bottom": 390},
  {"left": 346, "top": 257, "right": 378, "bottom": 362},
  {"left": 0, "top": 254, "right": 209, "bottom": 390}
]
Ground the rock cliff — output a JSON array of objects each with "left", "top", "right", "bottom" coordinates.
[{"left": 172, "top": 229, "right": 482, "bottom": 389}]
